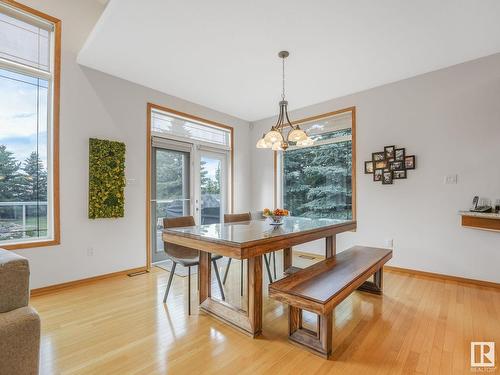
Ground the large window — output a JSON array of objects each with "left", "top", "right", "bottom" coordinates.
[
  {"left": 0, "top": 2, "right": 60, "bottom": 248},
  {"left": 279, "top": 109, "right": 355, "bottom": 220}
]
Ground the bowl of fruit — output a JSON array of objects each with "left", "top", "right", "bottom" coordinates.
[{"left": 263, "top": 208, "right": 289, "bottom": 225}]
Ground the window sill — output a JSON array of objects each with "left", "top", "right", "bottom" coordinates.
[{"left": 2, "top": 239, "right": 60, "bottom": 250}]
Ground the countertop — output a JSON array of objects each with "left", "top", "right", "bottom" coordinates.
[{"left": 459, "top": 211, "right": 500, "bottom": 220}]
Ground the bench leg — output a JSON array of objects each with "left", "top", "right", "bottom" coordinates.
[
  {"left": 357, "top": 267, "right": 383, "bottom": 295},
  {"left": 289, "top": 306, "right": 303, "bottom": 333},
  {"left": 318, "top": 312, "right": 333, "bottom": 357},
  {"left": 288, "top": 307, "right": 332, "bottom": 358}
]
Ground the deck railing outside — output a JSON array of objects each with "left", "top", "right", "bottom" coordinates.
[{"left": 0, "top": 201, "right": 48, "bottom": 241}]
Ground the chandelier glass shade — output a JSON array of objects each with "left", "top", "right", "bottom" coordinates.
[{"left": 256, "top": 51, "right": 314, "bottom": 151}]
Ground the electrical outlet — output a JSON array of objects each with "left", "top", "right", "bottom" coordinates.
[
  {"left": 87, "top": 247, "right": 94, "bottom": 257},
  {"left": 444, "top": 174, "right": 458, "bottom": 184}
]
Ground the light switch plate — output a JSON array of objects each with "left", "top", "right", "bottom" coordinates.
[{"left": 444, "top": 174, "right": 458, "bottom": 184}]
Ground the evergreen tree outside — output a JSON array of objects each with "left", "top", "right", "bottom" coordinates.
[
  {"left": 155, "top": 149, "right": 186, "bottom": 218},
  {"left": 201, "top": 161, "right": 221, "bottom": 194},
  {"left": 0, "top": 146, "right": 50, "bottom": 240},
  {"left": 200, "top": 157, "right": 222, "bottom": 224},
  {"left": 156, "top": 151, "right": 184, "bottom": 200},
  {"left": 200, "top": 159, "right": 210, "bottom": 192},
  {"left": 20, "top": 151, "right": 48, "bottom": 202},
  {"left": 0, "top": 145, "right": 22, "bottom": 201},
  {"left": 283, "top": 129, "right": 352, "bottom": 220},
  {"left": 215, "top": 164, "right": 221, "bottom": 194}
]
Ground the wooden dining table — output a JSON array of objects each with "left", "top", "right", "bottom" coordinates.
[{"left": 163, "top": 216, "right": 356, "bottom": 337}]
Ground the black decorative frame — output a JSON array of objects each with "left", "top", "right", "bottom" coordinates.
[
  {"left": 393, "top": 170, "right": 407, "bottom": 179},
  {"left": 384, "top": 145, "right": 395, "bottom": 159},
  {"left": 372, "top": 151, "right": 385, "bottom": 162},
  {"left": 373, "top": 168, "right": 384, "bottom": 182},
  {"left": 365, "top": 146, "right": 416, "bottom": 184},
  {"left": 365, "top": 161, "right": 374, "bottom": 174},
  {"left": 395, "top": 148, "right": 405, "bottom": 161},
  {"left": 405, "top": 155, "right": 415, "bottom": 170},
  {"left": 382, "top": 171, "right": 393, "bottom": 185},
  {"left": 389, "top": 161, "right": 404, "bottom": 171}
]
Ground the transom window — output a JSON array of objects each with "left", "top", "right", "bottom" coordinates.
[
  {"left": 152, "top": 110, "right": 231, "bottom": 148},
  {"left": 0, "top": 2, "right": 60, "bottom": 248},
  {"left": 278, "top": 109, "right": 355, "bottom": 220}
]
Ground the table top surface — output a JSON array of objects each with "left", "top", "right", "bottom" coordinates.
[{"left": 164, "top": 216, "right": 356, "bottom": 246}]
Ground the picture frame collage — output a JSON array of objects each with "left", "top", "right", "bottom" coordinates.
[{"left": 364, "top": 145, "right": 415, "bottom": 184}]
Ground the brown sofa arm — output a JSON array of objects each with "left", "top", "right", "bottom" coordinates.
[
  {"left": 0, "top": 249, "right": 30, "bottom": 313},
  {"left": 0, "top": 306, "right": 41, "bottom": 375}
]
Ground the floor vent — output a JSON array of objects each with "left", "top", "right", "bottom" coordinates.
[
  {"left": 298, "top": 254, "right": 316, "bottom": 260},
  {"left": 127, "top": 270, "right": 149, "bottom": 277}
]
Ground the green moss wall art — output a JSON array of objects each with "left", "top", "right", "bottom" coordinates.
[{"left": 88, "top": 138, "right": 126, "bottom": 219}]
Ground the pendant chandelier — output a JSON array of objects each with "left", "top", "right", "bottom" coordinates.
[{"left": 256, "top": 51, "right": 314, "bottom": 151}]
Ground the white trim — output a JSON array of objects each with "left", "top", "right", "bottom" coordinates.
[
  {"left": 151, "top": 135, "right": 192, "bottom": 152},
  {"left": 0, "top": 58, "right": 52, "bottom": 79},
  {"left": 0, "top": 2, "right": 54, "bottom": 31},
  {"left": 151, "top": 130, "right": 230, "bottom": 152},
  {"left": 286, "top": 135, "right": 352, "bottom": 152}
]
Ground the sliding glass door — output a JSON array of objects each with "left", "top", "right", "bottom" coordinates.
[
  {"left": 151, "top": 145, "right": 191, "bottom": 263},
  {"left": 151, "top": 143, "right": 229, "bottom": 263},
  {"left": 149, "top": 107, "right": 232, "bottom": 265}
]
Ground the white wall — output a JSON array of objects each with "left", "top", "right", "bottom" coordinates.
[
  {"left": 250, "top": 53, "right": 500, "bottom": 283},
  {"left": 13, "top": 0, "right": 251, "bottom": 289},
  {"left": 11, "top": 0, "right": 500, "bottom": 287}
]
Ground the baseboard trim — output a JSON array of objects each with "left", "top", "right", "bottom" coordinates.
[
  {"left": 384, "top": 265, "right": 500, "bottom": 289},
  {"left": 294, "top": 250, "right": 324, "bottom": 260},
  {"left": 30, "top": 257, "right": 499, "bottom": 297},
  {"left": 292, "top": 250, "right": 500, "bottom": 289},
  {"left": 30, "top": 266, "right": 148, "bottom": 297}
]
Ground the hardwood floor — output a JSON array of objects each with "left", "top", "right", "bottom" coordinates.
[{"left": 32, "top": 251, "right": 500, "bottom": 374}]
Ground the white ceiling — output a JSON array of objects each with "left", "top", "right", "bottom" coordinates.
[{"left": 78, "top": 0, "right": 500, "bottom": 121}]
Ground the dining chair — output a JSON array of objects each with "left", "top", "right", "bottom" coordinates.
[
  {"left": 252, "top": 211, "right": 277, "bottom": 280},
  {"left": 222, "top": 212, "right": 275, "bottom": 296},
  {"left": 163, "top": 216, "right": 225, "bottom": 315}
]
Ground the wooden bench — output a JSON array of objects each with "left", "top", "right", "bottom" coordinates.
[{"left": 268, "top": 246, "right": 392, "bottom": 358}]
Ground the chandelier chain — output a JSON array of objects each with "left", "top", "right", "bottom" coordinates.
[
  {"left": 282, "top": 55, "right": 285, "bottom": 101},
  {"left": 256, "top": 51, "right": 314, "bottom": 151}
]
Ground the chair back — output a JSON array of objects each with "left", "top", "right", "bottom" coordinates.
[
  {"left": 251, "top": 211, "right": 265, "bottom": 220},
  {"left": 164, "top": 216, "right": 195, "bottom": 228},
  {"left": 163, "top": 216, "right": 198, "bottom": 260},
  {"left": 224, "top": 212, "right": 251, "bottom": 223}
]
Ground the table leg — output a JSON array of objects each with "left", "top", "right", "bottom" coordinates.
[
  {"left": 199, "top": 251, "right": 211, "bottom": 303},
  {"left": 325, "top": 235, "right": 336, "bottom": 258},
  {"left": 198, "top": 252, "right": 262, "bottom": 337},
  {"left": 247, "top": 255, "right": 262, "bottom": 335},
  {"left": 283, "top": 247, "right": 292, "bottom": 272}
]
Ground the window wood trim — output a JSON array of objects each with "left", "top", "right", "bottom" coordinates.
[
  {"left": 146, "top": 103, "right": 235, "bottom": 270},
  {"left": 1, "top": 0, "right": 61, "bottom": 250},
  {"left": 273, "top": 106, "right": 357, "bottom": 222}
]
